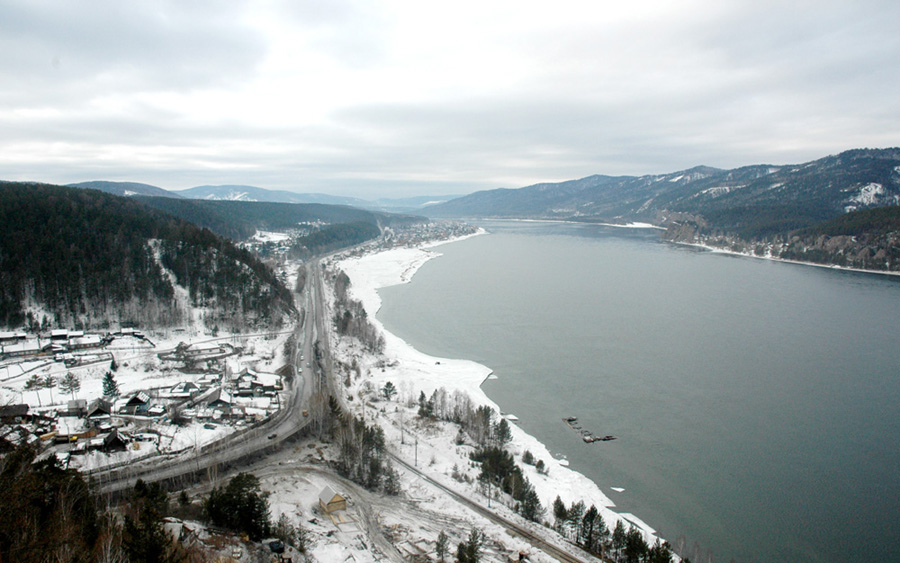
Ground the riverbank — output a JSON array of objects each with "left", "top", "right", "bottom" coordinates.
[
  {"left": 672, "top": 238, "right": 900, "bottom": 277},
  {"left": 499, "top": 217, "right": 900, "bottom": 277},
  {"left": 328, "top": 232, "right": 670, "bottom": 555}
]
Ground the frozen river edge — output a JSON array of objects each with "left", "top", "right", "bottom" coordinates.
[{"left": 334, "top": 231, "right": 670, "bottom": 554}]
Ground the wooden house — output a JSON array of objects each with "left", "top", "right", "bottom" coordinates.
[
  {"left": 101, "top": 429, "right": 130, "bottom": 452},
  {"left": 122, "top": 391, "right": 151, "bottom": 414},
  {"left": 318, "top": 486, "right": 347, "bottom": 514},
  {"left": 0, "top": 404, "right": 29, "bottom": 424},
  {"left": 207, "top": 389, "right": 234, "bottom": 409},
  {"left": 0, "top": 331, "right": 26, "bottom": 345},
  {"left": 86, "top": 398, "right": 113, "bottom": 419}
]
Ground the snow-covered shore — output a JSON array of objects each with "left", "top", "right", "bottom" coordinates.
[
  {"left": 675, "top": 239, "right": 900, "bottom": 277},
  {"left": 333, "top": 232, "right": 668, "bottom": 550}
]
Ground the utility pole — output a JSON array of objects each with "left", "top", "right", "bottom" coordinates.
[{"left": 414, "top": 435, "right": 418, "bottom": 467}]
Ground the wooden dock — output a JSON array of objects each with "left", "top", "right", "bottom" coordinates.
[{"left": 562, "top": 416, "right": 616, "bottom": 443}]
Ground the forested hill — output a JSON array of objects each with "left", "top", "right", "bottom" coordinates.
[
  {"left": 426, "top": 148, "right": 900, "bottom": 272},
  {"left": 0, "top": 183, "right": 295, "bottom": 330},
  {"left": 68, "top": 180, "right": 180, "bottom": 199},
  {"left": 134, "top": 196, "right": 425, "bottom": 241}
]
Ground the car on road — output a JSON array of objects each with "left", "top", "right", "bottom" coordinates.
[{"left": 268, "top": 433, "right": 277, "bottom": 440}]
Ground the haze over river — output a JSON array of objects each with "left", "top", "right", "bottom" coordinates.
[{"left": 376, "top": 221, "right": 900, "bottom": 563}]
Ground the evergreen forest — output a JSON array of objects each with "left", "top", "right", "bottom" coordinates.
[{"left": 0, "top": 183, "right": 294, "bottom": 330}]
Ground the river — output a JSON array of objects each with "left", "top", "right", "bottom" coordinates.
[{"left": 375, "top": 220, "right": 900, "bottom": 563}]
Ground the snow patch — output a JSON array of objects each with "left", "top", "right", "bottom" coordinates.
[
  {"left": 844, "top": 183, "right": 884, "bottom": 211},
  {"left": 698, "top": 186, "right": 732, "bottom": 197},
  {"left": 252, "top": 230, "right": 291, "bottom": 243}
]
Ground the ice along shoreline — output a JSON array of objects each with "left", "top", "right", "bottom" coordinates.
[{"left": 333, "top": 229, "right": 670, "bottom": 551}]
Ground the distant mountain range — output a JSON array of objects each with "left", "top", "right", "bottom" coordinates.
[
  {"left": 425, "top": 148, "right": 900, "bottom": 230},
  {"left": 68, "top": 180, "right": 179, "bottom": 199},
  {"left": 67, "top": 181, "right": 459, "bottom": 213},
  {"left": 425, "top": 147, "right": 900, "bottom": 272},
  {"left": 41, "top": 147, "right": 900, "bottom": 274},
  {"left": 175, "top": 184, "right": 367, "bottom": 206}
]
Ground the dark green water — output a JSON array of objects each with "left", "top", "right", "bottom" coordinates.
[{"left": 376, "top": 221, "right": 900, "bottom": 563}]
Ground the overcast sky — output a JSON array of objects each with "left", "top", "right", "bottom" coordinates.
[{"left": 1, "top": 0, "right": 898, "bottom": 198}]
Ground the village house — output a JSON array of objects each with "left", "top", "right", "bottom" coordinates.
[
  {"left": 68, "top": 334, "right": 103, "bottom": 350},
  {"left": 318, "top": 486, "right": 347, "bottom": 514},
  {"left": 206, "top": 389, "right": 249, "bottom": 419},
  {"left": 184, "top": 342, "right": 225, "bottom": 357},
  {"left": 86, "top": 398, "right": 113, "bottom": 419},
  {"left": 50, "top": 329, "right": 69, "bottom": 341},
  {"left": 0, "top": 425, "right": 40, "bottom": 448},
  {"left": 234, "top": 370, "right": 280, "bottom": 397},
  {"left": 167, "top": 381, "right": 200, "bottom": 399},
  {"left": 0, "top": 331, "right": 26, "bottom": 345},
  {"left": 121, "top": 391, "right": 151, "bottom": 414},
  {"left": 100, "top": 429, "right": 130, "bottom": 452},
  {"left": 1, "top": 340, "right": 45, "bottom": 357},
  {"left": 207, "top": 389, "right": 234, "bottom": 409},
  {"left": 0, "top": 404, "right": 30, "bottom": 424}
]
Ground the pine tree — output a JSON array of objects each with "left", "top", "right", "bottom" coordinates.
[
  {"left": 435, "top": 530, "right": 449, "bottom": 562},
  {"left": 102, "top": 371, "right": 120, "bottom": 398},
  {"left": 612, "top": 520, "right": 627, "bottom": 558},
  {"left": 381, "top": 381, "right": 396, "bottom": 401},
  {"left": 553, "top": 495, "right": 568, "bottom": 532},
  {"left": 455, "top": 529, "right": 484, "bottom": 563},
  {"left": 624, "top": 527, "right": 649, "bottom": 563},
  {"left": 518, "top": 483, "right": 543, "bottom": 523},
  {"left": 566, "top": 500, "right": 585, "bottom": 538},
  {"left": 122, "top": 479, "right": 174, "bottom": 562},
  {"left": 204, "top": 472, "right": 271, "bottom": 541},
  {"left": 494, "top": 418, "right": 511, "bottom": 445}
]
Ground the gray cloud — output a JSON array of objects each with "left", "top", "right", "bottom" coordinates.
[
  {"left": 1, "top": 0, "right": 898, "bottom": 199},
  {"left": 0, "top": 0, "right": 265, "bottom": 105}
]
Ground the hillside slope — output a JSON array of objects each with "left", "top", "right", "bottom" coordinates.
[
  {"left": 174, "top": 184, "right": 367, "bottom": 206},
  {"left": 67, "top": 180, "right": 181, "bottom": 199},
  {"left": 135, "top": 197, "right": 425, "bottom": 241},
  {"left": 0, "top": 183, "right": 294, "bottom": 330}
]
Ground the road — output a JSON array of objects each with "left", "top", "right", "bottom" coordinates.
[
  {"left": 93, "top": 255, "right": 597, "bottom": 562},
  {"left": 92, "top": 261, "right": 322, "bottom": 494},
  {"left": 389, "top": 453, "right": 600, "bottom": 563}
]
